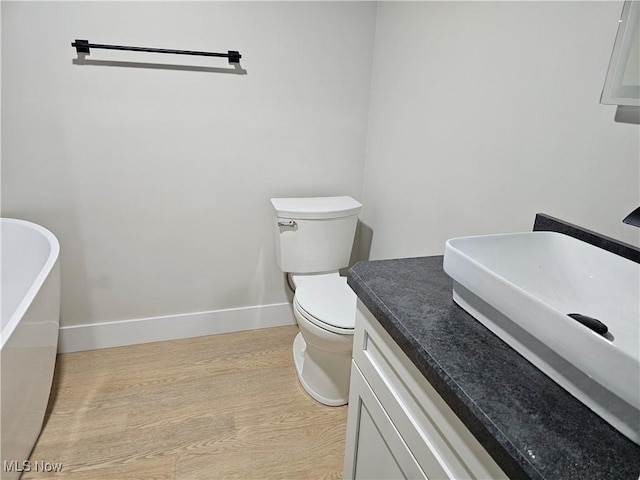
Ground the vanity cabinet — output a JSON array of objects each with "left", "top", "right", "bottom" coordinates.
[{"left": 343, "top": 300, "right": 506, "bottom": 480}]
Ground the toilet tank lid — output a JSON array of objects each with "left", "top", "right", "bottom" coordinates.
[{"left": 270, "top": 196, "right": 362, "bottom": 220}]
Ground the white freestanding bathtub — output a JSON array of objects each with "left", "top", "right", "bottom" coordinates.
[{"left": 1, "top": 218, "right": 60, "bottom": 479}]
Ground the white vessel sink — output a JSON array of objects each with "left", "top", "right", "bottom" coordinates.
[{"left": 443, "top": 231, "right": 640, "bottom": 445}]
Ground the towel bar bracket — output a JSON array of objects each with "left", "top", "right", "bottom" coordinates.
[{"left": 74, "top": 39, "right": 90, "bottom": 54}]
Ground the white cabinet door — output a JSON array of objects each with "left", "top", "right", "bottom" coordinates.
[{"left": 344, "top": 362, "right": 426, "bottom": 480}]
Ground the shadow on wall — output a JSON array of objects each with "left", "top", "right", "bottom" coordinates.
[
  {"left": 346, "top": 221, "right": 373, "bottom": 272},
  {"left": 615, "top": 106, "right": 640, "bottom": 124},
  {"left": 72, "top": 57, "right": 248, "bottom": 75}
]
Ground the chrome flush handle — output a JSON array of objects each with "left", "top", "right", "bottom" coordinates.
[{"left": 277, "top": 218, "right": 297, "bottom": 228}]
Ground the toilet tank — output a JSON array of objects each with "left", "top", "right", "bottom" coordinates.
[{"left": 271, "top": 196, "right": 362, "bottom": 273}]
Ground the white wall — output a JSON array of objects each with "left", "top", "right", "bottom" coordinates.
[
  {"left": 3, "top": 1, "right": 638, "bottom": 349},
  {"left": 2, "top": 2, "right": 377, "bottom": 333},
  {"left": 362, "top": 1, "right": 640, "bottom": 260}
]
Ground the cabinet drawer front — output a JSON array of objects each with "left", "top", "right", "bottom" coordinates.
[{"left": 353, "top": 301, "right": 506, "bottom": 480}]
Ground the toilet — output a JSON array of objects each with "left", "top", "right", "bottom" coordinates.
[{"left": 271, "top": 196, "right": 362, "bottom": 406}]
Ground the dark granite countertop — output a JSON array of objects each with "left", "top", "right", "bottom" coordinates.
[{"left": 347, "top": 250, "right": 640, "bottom": 480}]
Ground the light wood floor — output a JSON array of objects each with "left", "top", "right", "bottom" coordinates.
[{"left": 24, "top": 326, "right": 347, "bottom": 479}]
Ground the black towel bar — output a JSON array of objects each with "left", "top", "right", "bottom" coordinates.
[{"left": 71, "top": 39, "right": 241, "bottom": 64}]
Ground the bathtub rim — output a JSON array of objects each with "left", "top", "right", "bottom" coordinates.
[{"left": 1, "top": 218, "right": 60, "bottom": 350}]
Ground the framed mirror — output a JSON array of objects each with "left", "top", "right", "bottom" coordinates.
[{"left": 601, "top": 0, "right": 639, "bottom": 107}]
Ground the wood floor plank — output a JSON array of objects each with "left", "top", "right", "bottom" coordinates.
[{"left": 23, "top": 326, "right": 347, "bottom": 479}]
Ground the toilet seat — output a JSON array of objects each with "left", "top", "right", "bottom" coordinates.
[{"left": 293, "top": 275, "right": 356, "bottom": 334}]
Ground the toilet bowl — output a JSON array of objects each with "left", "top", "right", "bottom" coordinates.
[{"left": 290, "top": 273, "right": 356, "bottom": 406}]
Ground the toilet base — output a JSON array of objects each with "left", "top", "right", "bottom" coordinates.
[{"left": 292, "top": 332, "right": 349, "bottom": 406}]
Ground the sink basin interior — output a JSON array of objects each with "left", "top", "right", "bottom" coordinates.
[{"left": 443, "top": 231, "right": 640, "bottom": 445}]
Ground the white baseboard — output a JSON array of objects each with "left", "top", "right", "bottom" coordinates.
[{"left": 58, "top": 302, "right": 296, "bottom": 353}]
